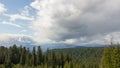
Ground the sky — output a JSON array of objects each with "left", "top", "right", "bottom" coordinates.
[{"left": 0, "top": 0, "right": 120, "bottom": 45}]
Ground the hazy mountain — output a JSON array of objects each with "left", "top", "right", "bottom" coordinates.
[{"left": 0, "top": 35, "right": 36, "bottom": 47}]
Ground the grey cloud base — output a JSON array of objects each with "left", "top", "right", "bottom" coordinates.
[{"left": 30, "top": 0, "right": 120, "bottom": 44}]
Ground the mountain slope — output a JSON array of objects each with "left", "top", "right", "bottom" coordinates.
[{"left": 0, "top": 34, "right": 36, "bottom": 47}]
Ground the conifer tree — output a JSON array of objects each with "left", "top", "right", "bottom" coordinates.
[
  {"left": 60, "top": 52, "right": 64, "bottom": 68},
  {"left": 37, "top": 46, "right": 42, "bottom": 65},
  {"left": 52, "top": 51, "right": 56, "bottom": 68},
  {"left": 11, "top": 44, "right": 19, "bottom": 64},
  {"left": 31, "top": 46, "right": 37, "bottom": 66},
  {"left": 101, "top": 45, "right": 120, "bottom": 68},
  {"left": 20, "top": 47, "right": 26, "bottom": 65},
  {"left": 4, "top": 50, "right": 12, "bottom": 68},
  {"left": 26, "top": 48, "right": 31, "bottom": 66}
]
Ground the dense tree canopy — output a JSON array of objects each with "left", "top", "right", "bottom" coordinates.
[
  {"left": 0, "top": 44, "right": 120, "bottom": 68},
  {"left": 100, "top": 45, "right": 120, "bottom": 68},
  {"left": 0, "top": 45, "right": 73, "bottom": 68}
]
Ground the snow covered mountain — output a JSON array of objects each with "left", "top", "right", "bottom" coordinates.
[{"left": 0, "top": 34, "right": 36, "bottom": 47}]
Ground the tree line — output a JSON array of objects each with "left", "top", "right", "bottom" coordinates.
[
  {"left": 100, "top": 45, "right": 120, "bottom": 68},
  {"left": 52, "top": 44, "right": 120, "bottom": 68},
  {"left": 0, "top": 44, "right": 81, "bottom": 68},
  {"left": 0, "top": 44, "right": 120, "bottom": 68}
]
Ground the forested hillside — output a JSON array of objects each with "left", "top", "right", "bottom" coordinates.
[
  {"left": 0, "top": 44, "right": 120, "bottom": 68},
  {"left": 52, "top": 47, "right": 104, "bottom": 68},
  {"left": 0, "top": 45, "right": 79, "bottom": 68},
  {"left": 100, "top": 45, "right": 120, "bottom": 68}
]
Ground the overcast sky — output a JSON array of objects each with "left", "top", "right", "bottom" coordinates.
[{"left": 0, "top": 0, "right": 120, "bottom": 45}]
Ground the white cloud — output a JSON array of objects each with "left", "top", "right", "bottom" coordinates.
[
  {"left": 0, "top": 3, "right": 7, "bottom": 14},
  {"left": 21, "top": 6, "right": 31, "bottom": 16},
  {"left": 88, "top": 32, "right": 120, "bottom": 45},
  {"left": 5, "top": 14, "right": 34, "bottom": 21},
  {"left": 4, "top": 6, "right": 34, "bottom": 21},
  {"left": 30, "top": 0, "right": 120, "bottom": 44},
  {"left": 64, "top": 39, "right": 78, "bottom": 44},
  {"left": 1, "top": 21, "right": 22, "bottom": 28},
  {"left": 20, "top": 30, "right": 27, "bottom": 33}
]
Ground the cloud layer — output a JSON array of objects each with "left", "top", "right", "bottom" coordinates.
[
  {"left": 30, "top": 0, "right": 120, "bottom": 44},
  {"left": 0, "top": 3, "right": 6, "bottom": 14},
  {"left": 1, "top": 21, "right": 22, "bottom": 28},
  {"left": 4, "top": 6, "right": 34, "bottom": 21}
]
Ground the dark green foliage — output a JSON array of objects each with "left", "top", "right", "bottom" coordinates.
[
  {"left": 101, "top": 45, "right": 120, "bottom": 68},
  {"left": 37, "top": 46, "right": 42, "bottom": 65},
  {"left": 10, "top": 44, "right": 20, "bottom": 64},
  {"left": 52, "top": 47, "right": 104, "bottom": 68},
  {"left": 0, "top": 44, "right": 120, "bottom": 68},
  {"left": 0, "top": 46, "right": 7, "bottom": 64},
  {"left": 31, "top": 47, "right": 37, "bottom": 66},
  {"left": 20, "top": 47, "right": 26, "bottom": 65},
  {"left": 4, "top": 50, "right": 12, "bottom": 68},
  {"left": 0, "top": 45, "right": 104, "bottom": 68},
  {"left": 26, "top": 48, "right": 31, "bottom": 66}
]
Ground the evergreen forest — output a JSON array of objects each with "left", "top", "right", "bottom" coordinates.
[{"left": 0, "top": 44, "right": 120, "bottom": 68}]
